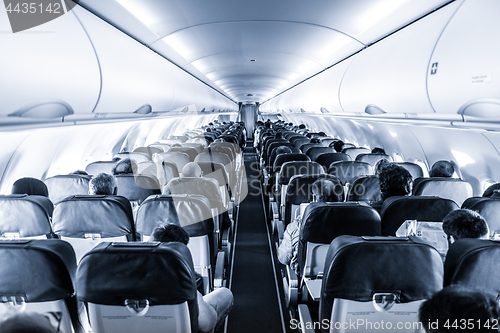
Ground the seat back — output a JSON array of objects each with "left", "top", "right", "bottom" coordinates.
[
  {"left": 273, "top": 154, "right": 310, "bottom": 174},
  {"left": 355, "top": 153, "right": 393, "bottom": 166},
  {"left": 315, "top": 153, "right": 351, "bottom": 171},
  {"left": 380, "top": 196, "right": 458, "bottom": 236},
  {"left": 342, "top": 147, "right": 371, "bottom": 160},
  {"left": 52, "top": 195, "right": 135, "bottom": 261},
  {"left": 266, "top": 142, "right": 294, "bottom": 165},
  {"left": 195, "top": 151, "right": 232, "bottom": 172},
  {"left": 307, "top": 147, "right": 336, "bottom": 162},
  {"left": 0, "top": 239, "right": 80, "bottom": 333},
  {"left": 328, "top": 161, "right": 373, "bottom": 185},
  {"left": 182, "top": 143, "right": 205, "bottom": 154},
  {"left": 0, "top": 195, "right": 53, "bottom": 239},
  {"left": 196, "top": 161, "right": 231, "bottom": 200},
  {"left": 298, "top": 202, "right": 381, "bottom": 277},
  {"left": 45, "top": 174, "right": 91, "bottom": 204},
  {"left": 115, "top": 152, "right": 149, "bottom": 163},
  {"left": 168, "top": 146, "right": 199, "bottom": 162},
  {"left": 269, "top": 146, "right": 301, "bottom": 169},
  {"left": 320, "top": 235, "right": 443, "bottom": 332},
  {"left": 393, "top": 162, "right": 424, "bottom": 179},
  {"left": 167, "top": 178, "right": 224, "bottom": 212},
  {"left": 444, "top": 239, "right": 500, "bottom": 297},
  {"left": 299, "top": 143, "right": 321, "bottom": 154},
  {"left": 278, "top": 161, "right": 325, "bottom": 186},
  {"left": 133, "top": 147, "right": 163, "bottom": 158},
  {"left": 85, "top": 161, "right": 116, "bottom": 175},
  {"left": 291, "top": 137, "right": 310, "bottom": 147},
  {"left": 77, "top": 242, "right": 198, "bottom": 333},
  {"left": 159, "top": 152, "right": 190, "bottom": 172},
  {"left": 347, "top": 176, "right": 382, "bottom": 203},
  {"left": 115, "top": 174, "right": 161, "bottom": 204},
  {"left": 412, "top": 178, "right": 473, "bottom": 206},
  {"left": 147, "top": 143, "right": 171, "bottom": 152},
  {"left": 462, "top": 197, "right": 500, "bottom": 237}
]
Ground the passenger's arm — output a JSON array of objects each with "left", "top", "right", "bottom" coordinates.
[
  {"left": 278, "top": 224, "right": 293, "bottom": 266},
  {"left": 197, "top": 291, "right": 217, "bottom": 333},
  {"left": 152, "top": 153, "right": 166, "bottom": 187}
]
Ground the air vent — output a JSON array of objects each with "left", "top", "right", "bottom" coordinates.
[
  {"left": 247, "top": 94, "right": 253, "bottom": 97},
  {"left": 134, "top": 104, "right": 152, "bottom": 114}
]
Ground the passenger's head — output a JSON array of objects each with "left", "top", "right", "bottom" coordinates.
[
  {"left": 429, "top": 160, "right": 454, "bottom": 178},
  {"left": 330, "top": 140, "right": 344, "bottom": 153},
  {"left": 310, "top": 138, "right": 321, "bottom": 144},
  {"left": 0, "top": 312, "right": 57, "bottom": 333},
  {"left": 151, "top": 224, "right": 189, "bottom": 245},
  {"left": 12, "top": 177, "right": 49, "bottom": 197},
  {"left": 276, "top": 146, "right": 292, "bottom": 156},
  {"left": 419, "top": 285, "right": 500, "bottom": 333},
  {"left": 112, "top": 158, "right": 135, "bottom": 175},
  {"left": 378, "top": 163, "right": 413, "bottom": 200},
  {"left": 371, "top": 147, "right": 386, "bottom": 154},
  {"left": 275, "top": 132, "right": 282, "bottom": 139},
  {"left": 442, "top": 209, "right": 489, "bottom": 245},
  {"left": 89, "top": 173, "right": 117, "bottom": 195},
  {"left": 70, "top": 170, "right": 89, "bottom": 176},
  {"left": 299, "top": 124, "right": 306, "bottom": 129},
  {"left": 181, "top": 162, "right": 202, "bottom": 178},
  {"left": 311, "top": 178, "right": 343, "bottom": 203},
  {"left": 483, "top": 183, "right": 500, "bottom": 197},
  {"left": 375, "top": 158, "right": 391, "bottom": 176}
]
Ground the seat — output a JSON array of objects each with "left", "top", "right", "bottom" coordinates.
[
  {"left": 355, "top": 153, "right": 393, "bottom": 166},
  {"left": 342, "top": 147, "right": 371, "bottom": 160},
  {"left": 266, "top": 142, "right": 294, "bottom": 166},
  {"left": 52, "top": 195, "right": 136, "bottom": 262},
  {"left": 196, "top": 161, "right": 231, "bottom": 205},
  {"left": 85, "top": 161, "right": 116, "bottom": 175},
  {"left": 328, "top": 161, "right": 373, "bottom": 185},
  {"left": 115, "top": 152, "right": 149, "bottom": 163},
  {"left": 315, "top": 152, "right": 351, "bottom": 171},
  {"left": 115, "top": 174, "right": 161, "bottom": 205},
  {"left": 347, "top": 175, "right": 382, "bottom": 203},
  {"left": 136, "top": 194, "right": 218, "bottom": 293},
  {"left": 444, "top": 238, "right": 500, "bottom": 296},
  {"left": 182, "top": 143, "right": 205, "bottom": 154},
  {"left": 168, "top": 146, "right": 199, "bottom": 162},
  {"left": 306, "top": 147, "right": 336, "bottom": 162},
  {"left": 273, "top": 154, "right": 311, "bottom": 174},
  {"left": 194, "top": 151, "right": 235, "bottom": 191},
  {"left": 299, "top": 143, "right": 321, "bottom": 154},
  {"left": 147, "top": 143, "right": 171, "bottom": 152},
  {"left": 300, "top": 235, "right": 443, "bottom": 333},
  {"left": 133, "top": 147, "right": 163, "bottom": 158},
  {"left": 412, "top": 177, "right": 473, "bottom": 206},
  {"left": 0, "top": 239, "right": 83, "bottom": 333},
  {"left": 76, "top": 242, "right": 198, "bottom": 333},
  {"left": 393, "top": 162, "right": 424, "bottom": 179},
  {"left": 268, "top": 146, "right": 301, "bottom": 170},
  {"left": 44, "top": 174, "right": 91, "bottom": 204},
  {"left": 159, "top": 152, "right": 190, "bottom": 173},
  {"left": 0, "top": 195, "right": 54, "bottom": 239},
  {"left": 380, "top": 196, "right": 458, "bottom": 236},
  {"left": 292, "top": 137, "right": 310, "bottom": 148},
  {"left": 462, "top": 197, "right": 500, "bottom": 237}
]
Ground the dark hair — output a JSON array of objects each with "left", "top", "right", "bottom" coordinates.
[
  {"left": 112, "top": 158, "right": 135, "bottom": 175},
  {"left": 371, "top": 147, "right": 386, "bottom": 154},
  {"left": 311, "top": 178, "right": 343, "bottom": 203},
  {"left": 151, "top": 224, "right": 189, "bottom": 245},
  {"left": 276, "top": 146, "right": 292, "bottom": 156},
  {"left": 330, "top": 140, "right": 344, "bottom": 153},
  {"left": 89, "top": 173, "right": 117, "bottom": 195},
  {"left": 430, "top": 160, "right": 454, "bottom": 178},
  {"left": 442, "top": 209, "right": 489, "bottom": 240},
  {"left": 419, "top": 285, "right": 500, "bottom": 333},
  {"left": 375, "top": 158, "right": 391, "bottom": 175},
  {"left": 310, "top": 138, "right": 321, "bottom": 144},
  {"left": 70, "top": 170, "right": 89, "bottom": 176},
  {"left": 12, "top": 177, "right": 49, "bottom": 197},
  {"left": 379, "top": 163, "right": 413, "bottom": 200},
  {"left": 298, "top": 124, "right": 306, "bottom": 129},
  {"left": 275, "top": 132, "right": 283, "bottom": 139},
  {"left": 483, "top": 183, "right": 500, "bottom": 197}
]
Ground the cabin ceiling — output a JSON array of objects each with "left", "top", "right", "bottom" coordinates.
[{"left": 79, "top": 0, "right": 451, "bottom": 104}]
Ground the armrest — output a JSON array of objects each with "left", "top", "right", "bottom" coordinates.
[
  {"left": 297, "top": 304, "right": 316, "bottom": 333},
  {"left": 277, "top": 219, "right": 285, "bottom": 242},
  {"left": 214, "top": 251, "right": 225, "bottom": 289},
  {"left": 284, "top": 265, "right": 299, "bottom": 308}
]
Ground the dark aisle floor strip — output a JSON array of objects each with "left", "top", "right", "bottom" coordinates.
[{"left": 226, "top": 147, "right": 290, "bottom": 333}]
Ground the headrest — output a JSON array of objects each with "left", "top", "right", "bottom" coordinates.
[
  {"left": 278, "top": 161, "right": 324, "bottom": 185},
  {"left": 292, "top": 138, "right": 310, "bottom": 147},
  {"left": 159, "top": 152, "right": 190, "bottom": 171},
  {"left": 115, "top": 174, "right": 161, "bottom": 202},
  {"left": 306, "top": 147, "right": 335, "bottom": 161},
  {"left": 52, "top": 195, "right": 134, "bottom": 238},
  {"left": 462, "top": 197, "right": 500, "bottom": 236},
  {"left": 381, "top": 196, "right": 458, "bottom": 236},
  {"left": 182, "top": 143, "right": 204, "bottom": 154},
  {"left": 355, "top": 153, "right": 393, "bottom": 166},
  {"left": 168, "top": 147, "right": 199, "bottom": 162},
  {"left": 45, "top": 174, "right": 91, "bottom": 204},
  {"left": 115, "top": 152, "right": 149, "bottom": 163},
  {"left": 209, "top": 142, "right": 240, "bottom": 156},
  {"left": 85, "top": 161, "right": 116, "bottom": 175},
  {"left": 273, "top": 154, "right": 310, "bottom": 173},
  {"left": 133, "top": 147, "right": 163, "bottom": 158},
  {"left": 320, "top": 235, "right": 443, "bottom": 320},
  {"left": 393, "top": 162, "right": 424, "bottom": 179},
  {"left": 315, "top": 153, "right": 351, "bottom": 169},
  {"left": 136, "top": 194, "right": 214, "bottom": 237},
  {"left": 444, "top": 239, "right": 500, "bottom": 294},
  {"left": 0, "top": 239, "right": 76, "bottom": 302},
  {"left": 347, "top": 176, "right": 382, "bottom": 203},
  {"left": 0, "top": 195, "right": 53, "bottom": 237},
  {"left": 342, "top": 147, "right": 371, "bottom": 160},
  {"left": 328, "top": 161, "right": 373, "bottom": 185},
  {"left": 299, "top": 143, "right": 322, "bottom": 154},
  {"left": 194, "top": 152, "right": 231, "bottom": 170},
  {"left": 286, "top": 174, "right": 344, "bottom": 204},
  {"left": 167, "top": 178, "right": 223, "bottom": 210},
  {"left": 196, "top": 162, "right": 229, "bottom": 187},
  {"left": 412, "top": 178, "right": 473, "bottom": 206},
  {"left": 77, "top": 242, "right": 197, "bottom": 307}
]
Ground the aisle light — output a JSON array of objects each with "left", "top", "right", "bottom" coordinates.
[{"left": 116, "top": 0, "right": 155, "bottom": 30}]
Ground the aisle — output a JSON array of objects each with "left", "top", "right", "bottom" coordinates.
[{"left": 226, "top": 147, "right": 288, "bottom": 332}]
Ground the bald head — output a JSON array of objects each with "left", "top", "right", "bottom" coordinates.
[{"left": 182, "top": 162, "right": 202, "bottom": 178}]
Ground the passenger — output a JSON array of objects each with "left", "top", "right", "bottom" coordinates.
[
  {"left": 371, "top": 147, "right": 386, "bottom": 154},
  {"left": 182, "top": 162, "right": 203, "bottom": 177},
  {"left": 12, "top": 177, "right": 53, "bottom": 216},
  {"left": 329, "top": 140, "right": 344, "bottom": 153},
  {"left": 371, "top": 163, "right": 412, "bottom": 213},
  {"left": 429, "top": 160, "right": 454, "bottom": 178},
  {"left": 278, "top": 178, "right": 342, "bottom": 274},
  {"left": 419, "top": 285, "right": 500, "bottom": 333},
  {"left": 151, "top": 225, "right": 234, "bottom": 333},
  {"left": 275, "top": 146, "right": 292, "bottom": 156},
  {"left": 89, "top": 173, "right": 117, "bottom": 195},
  {"left": 309, "top": 138, "right": 321, "bottom": 144},
  {"left": 0, "top": 312, "right": 57, "bottom": 333},
  {"left": 374, "top": 158, "right": 390, "bottom": 175},
  {"left": 483, "top": 183, "right": 500, "bottom": 198},
  {"left": 112, "top": 158, "right": 135, "bottom": 175},
  {"left": 70, "top": 170, "right": 89, "bottom": 176},
  {"left": 442, "top": 209, "right": 489, "bottom": 245}
]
